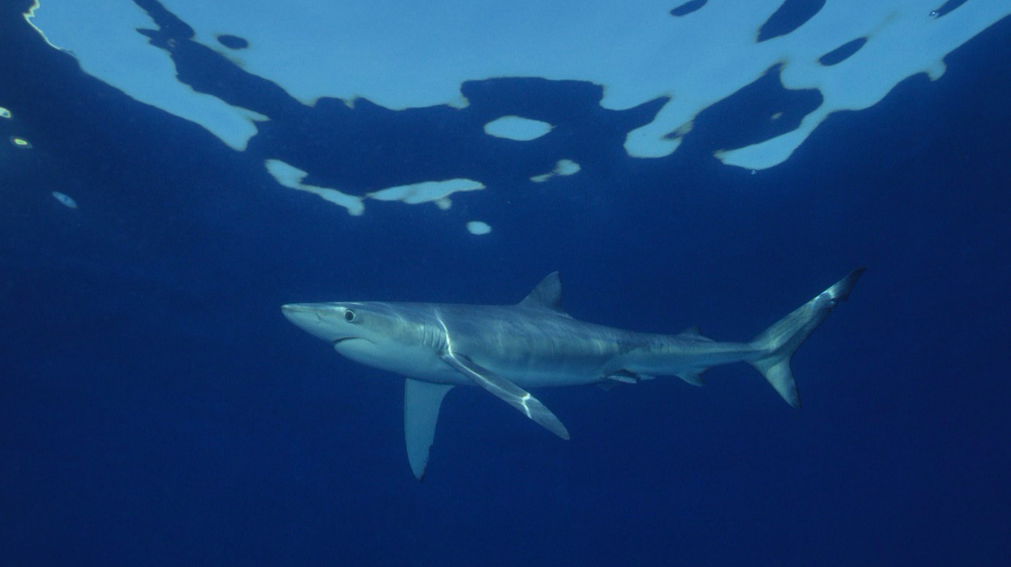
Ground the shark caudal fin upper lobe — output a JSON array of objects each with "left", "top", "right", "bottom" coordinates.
[{"left": 748, "top": 268, "right": 865, "bottom": 408}]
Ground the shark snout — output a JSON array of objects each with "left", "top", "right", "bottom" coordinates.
[
  {"left": 282, "top": 302, "right": 372, "bottom": 346},
  {"left": 281, "top": 303, "right": 317, "bottom": 323},
  {"left": 282, "top": 303, "right": 339, "bottom": 341}
]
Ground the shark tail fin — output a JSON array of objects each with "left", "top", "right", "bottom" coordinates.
[{"left": 748, "top": 268, "right": 864, "bottom": 408}]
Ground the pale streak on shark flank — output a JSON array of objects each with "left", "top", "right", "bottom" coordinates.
[{"left": 282, "top": 268, "right": 864, "bottom": 479}]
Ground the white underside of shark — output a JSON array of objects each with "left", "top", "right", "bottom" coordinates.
[{"left": 282, "top": 268, "right": 864, "bottom": 480}]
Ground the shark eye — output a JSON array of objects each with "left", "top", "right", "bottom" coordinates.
[{"left": 344, "top": 309, "right": 357, "bottom": 322}]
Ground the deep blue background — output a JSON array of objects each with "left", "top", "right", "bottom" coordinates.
[{"left": 2, "top": 3, "right": 1009, "bottom": 566}]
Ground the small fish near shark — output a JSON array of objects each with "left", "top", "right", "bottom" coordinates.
[{"left": 282, "top": 268, "right": 864, "bottom": 480}]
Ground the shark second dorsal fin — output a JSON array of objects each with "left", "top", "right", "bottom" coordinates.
[
  {"left": 519, "top": 272, "right": 567, "bottom": 314},
  {"left": 677, "top": 326, "right": 714, "bottom": 342}
]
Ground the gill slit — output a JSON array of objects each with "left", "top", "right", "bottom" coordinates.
[{"left": 435, "top": 309, "right": 452, "bottom": 356}]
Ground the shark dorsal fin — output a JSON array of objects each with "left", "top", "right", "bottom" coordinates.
[{"left": 519, "top": 272, "right": 567, "bottom": 314}]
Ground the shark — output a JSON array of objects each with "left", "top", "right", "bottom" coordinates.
[{"left": 282, "top": 268, "right": 863, "bottom": 479}]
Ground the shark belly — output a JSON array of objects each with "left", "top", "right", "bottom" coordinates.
[{"left": 336, "top": 340, "right": 466, "bottom": 385}]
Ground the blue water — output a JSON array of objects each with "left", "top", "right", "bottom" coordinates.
[{"left": 2, "top": 2, "right": 1010, "bottom": 565}]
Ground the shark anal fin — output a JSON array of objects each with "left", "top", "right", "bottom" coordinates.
[
  {"left": 441, "top": 352, "right": 570, "bottom": 440},
  {"left": 604, "top": 372, "right": 638, "bottom": 384},
  {"left": 676, "top": 368, "right": 708, "bottom": 386},
  {"left": 404, "top": 379, "right": 454, "bottom": 481}
]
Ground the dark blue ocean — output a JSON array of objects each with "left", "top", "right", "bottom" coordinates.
[{"left": 2, "top": 2, "right": 1010, "bottom": 565}]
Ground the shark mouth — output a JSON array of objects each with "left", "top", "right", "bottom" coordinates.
[{"left": 333, "top": 337, "right": 368, "bottom": 345}]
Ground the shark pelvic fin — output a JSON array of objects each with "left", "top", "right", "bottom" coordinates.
[
  {"left": 404, "top": 379, "right": 454, "bottom": 481},
  {"left": 603, "top": 369, "right": 654, "bottom": 385},
  {"left": 441, "top": 352, "right": 570, "bottom": 440},
  {"left": 518, "top": 272, "right": 569, "bottom": 316}
]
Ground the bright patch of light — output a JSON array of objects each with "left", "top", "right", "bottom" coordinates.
[
  {"left": 265, "top": 159, "right": 365, "bottom": 216},
  {"left": 368, "top": 179, "right": 485, "bottom": 210},
  {"left": 51, "top": 191, "right": 78, "bottom": 208},
  {"left": 24, "top": 0, "right": 265, "bottom": 151},
  {"left": 466, "top": 221, "right": 492, "bottom": 235},
  {"left": 531, "top": 159, "right": 581, "bottom": 183},
  {"left": 483, "top": 116, "right": 553, "bottom": 141}
]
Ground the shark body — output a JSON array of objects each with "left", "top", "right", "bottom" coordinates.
[{"left": 282, "top": 268, "right": 863, "bottom": 479}]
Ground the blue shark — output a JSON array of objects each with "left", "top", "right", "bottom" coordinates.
[{"left": 282, "top": 268, "right": 863, "bottom": 479}]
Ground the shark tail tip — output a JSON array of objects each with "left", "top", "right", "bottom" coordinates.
[{"left": 749, "top": 268, "right": 863, "bottom": 406}]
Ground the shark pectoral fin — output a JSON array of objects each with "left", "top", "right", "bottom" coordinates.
[
  {"left": 404, "top": 379, "right": 454, "bottom": 481},
  {"left": 441, "top": 352, "right": 570, "bottom": 440}
]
